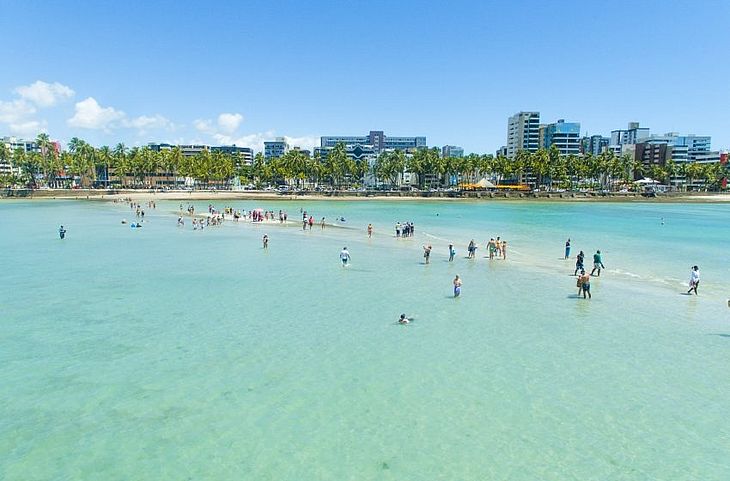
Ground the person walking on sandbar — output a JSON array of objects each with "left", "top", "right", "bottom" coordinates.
[
  {"left": 574, "top": 251, "right": 585, "bottom": 276},
  {"left": 590, "top": 250, "right": 605, "bottom": 277},
  {"left": 340, "top": 247, "right": 351, "bottom": 267},
  {"left": 687, "top": 265, "right": 700, "bottom": 295}
]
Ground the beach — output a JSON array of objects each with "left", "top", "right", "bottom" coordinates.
[
  {"left": 3, "top": 188, "right": 730, "bottom": 203},
  {"left": 1, "top": 199, "right": 729, "bottom": 480}
]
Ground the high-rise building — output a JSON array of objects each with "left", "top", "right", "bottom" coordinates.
[
  {"left": 506, "top": 111, "right": 540, "bottom": 158},
  {"left": 581, "top": 135, "right": 609, "bottom": 156},
  {"left": 610, "top": 122, "right": 650, "bottom": 146},
  {"left": 442, "top": 145, "right": 464, "bottom": 158},
  {"left": 541, "top": 119, "right": 581, "bottom": 155},
  {"left": 264, "top": 137, "right": 289, "bottom": 161},
  {"left": 320, "top": 130, "right": 426, "bottom": 154}
]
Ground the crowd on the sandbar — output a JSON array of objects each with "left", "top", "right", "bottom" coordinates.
[{"left": 59, "top": 201, "right": 708, "bottom": 313}]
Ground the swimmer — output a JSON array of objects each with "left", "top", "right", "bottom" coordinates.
[
  {"left": 398, "top": 314, "right": 411, "bottom": 325},
  {"left": 121, "top": 219, "right": 128, "bottom": 224},
  {"left": 340, "top": 247, "right": 351, "bottom": 266},
  {"left": 58, "top": 225, "right": 66, "bottom": 239},
  {"left": 453, "top": 275, "right": 462, "bottom": 297}
]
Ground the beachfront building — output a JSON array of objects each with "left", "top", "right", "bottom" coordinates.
[
  {"left": 264, "top": 138, "right": 289, "bottom": 161},
  {"left": 540, "top": 119, "right": 581, "bottom": 155},
  {"left": 506, "top": 111, "right": 540, "bottom": 158},
  {"left": 320, "top": 130, "right": 426, "bottom": 154},
  {"left": 1, "top": 136, "right": 40, "bottom": 175},
  {"left": 581, "top": 135, "right": 610, "bottom": 156},
  {"left": 442, "top": 145, "right": 464, "bottom": 158},
  {"left": 211, "top": 145, "right": 254, "bottom": 166},
  {"left": 148, "top": 143, "right": 253, "bottom": 164},
  {"left": 317, "top": 131, "right": 426, "bottom": 188},
  {"left": 608, "top": 122, "right": 650, "bottom": 155}
]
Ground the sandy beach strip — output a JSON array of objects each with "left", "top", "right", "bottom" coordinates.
[{"left": 3, "top": 189, "right": 730, "bottom": 203}]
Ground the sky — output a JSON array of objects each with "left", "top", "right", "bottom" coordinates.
[{"left": 1, "top": 0, "right": 728, "bottom": 153}]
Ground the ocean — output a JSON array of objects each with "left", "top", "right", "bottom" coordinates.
[{"left": 1, "top": 198, "right": 729, "bottom": 480}]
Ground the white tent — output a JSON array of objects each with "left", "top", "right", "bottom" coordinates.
[
  {"left": 634, "top": 178, "right": 659, "bottom": 185},
  {"left": 476, "top": 178, "right": 496, "bottom": 188}
]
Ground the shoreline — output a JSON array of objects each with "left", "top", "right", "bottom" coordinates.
[{"left": 2, "top": 188, "right": 730, "bottom": 203}]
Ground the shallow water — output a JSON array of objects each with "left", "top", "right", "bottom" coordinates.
[{"left": 1, "top": 199, "right": 729, "bottom": 480}]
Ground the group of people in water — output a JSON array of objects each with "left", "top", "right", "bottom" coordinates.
[
  {"left": 100, "top": 200, "right": 709, "bottom": 305},
  {"left": 565, "top": 238, "right": 607, "bottom": 300},
  {"left": 395, "top": 222, "right": 415, "bottom": 238},
  {"left": 465, "top": 237, "right": 508, "bottom": 260}
]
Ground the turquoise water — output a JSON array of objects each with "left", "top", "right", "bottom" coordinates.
[{"left": 1, "top": 199, "right": 729, "bottom": 480}]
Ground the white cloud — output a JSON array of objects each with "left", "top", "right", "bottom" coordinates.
[
  {"left": 15, "top": 81, "right": 74, "bottom": 107},
  {"left": 211, "top": 131, "right": 274, "bottom": 151},
  {"left": 124, "top": 114, "right": 173, "bottom": 131},
  {"left": 9, "top": 120, "right": 47, "bottom": 137},
  {"left": 0, "top": 99, "right": 36, "bottom": 124},
  {"left": 67, "top": 97, "right": 125, "bottom": 130},
  {"left": 284, "top": 135, "right": 320, "bottom": 151},
  {"left": 194, "top": 118, "right": 214, "bottom": 133},
  {"left": 217, "top": 112, "right": 243, "bottom": 134}
]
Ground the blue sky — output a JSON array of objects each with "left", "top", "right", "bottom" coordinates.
[{"left": 1, "top": 0, "right": 728, "bottom": 153}]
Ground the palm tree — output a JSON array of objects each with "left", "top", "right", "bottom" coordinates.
[
  {"left": 96, "top": 146, "right": 113, "bottom": 187},
  {"left": 326, "top": 142, "right": 348, "bottom": 188},
  {"left": 112, "top": 143, "right": 128, "bottom": 187},
  {"left": 252, "top": 152, "right": 265, "bottom": 187},
  {"left": 514, "top": 150, "right": 531, "bottom": 187}
]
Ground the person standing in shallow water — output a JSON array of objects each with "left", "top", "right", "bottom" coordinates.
[
  {"left": 58, "top": 225, "right": 66, "bottom": 239},
  {"left": 448, "top": 244, "right": 455, "bottom": 262},
  {"left": 423, "top": 244, "right": 432, "bottom": 264},
  {"left": 340, "top": 247, "right": 351, "bottom": 266},
  {"left": 579, "top": 269, "right": 592, "bottom": 299},
  {"left": 591, "top": 250, "right": 605, "bottom": 276},
  {"left": 367, "top": 224, "right": 373, "bottom": 238},
  {"left": 687, "top": 265, "right": 700, "bottom": 295},
  {"left": 565, "top": 238, "right": 571, "bottom": 259},
  {"left": 453, "top": 275, "right": 462, "bottom": 297},
  {"left": 574, "top": 251, "right": 585, "bottom": 276},
  {"left": 262, "top": 234, "right": 268, "bottom": 249}
]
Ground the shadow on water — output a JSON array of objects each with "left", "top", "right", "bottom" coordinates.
[{"left": 709, "top": 334, "right": 730, "bottom": 338}]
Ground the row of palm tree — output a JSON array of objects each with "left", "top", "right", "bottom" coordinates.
[{"left": 1, "top": 135, "right": 727, "bottom": 191}]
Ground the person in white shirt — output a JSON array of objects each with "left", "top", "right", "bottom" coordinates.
[
  {"left": 340, "top": 247, "right": 351, "bottom": 266},
  {"left": 687, "top": 265, "right": 700, "bottom": 295}
]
